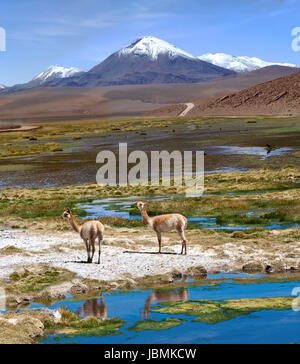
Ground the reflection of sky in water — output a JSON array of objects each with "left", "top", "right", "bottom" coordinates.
[
  {"left": 77, "top": 196, "right": 299, "bottom": 231},
  {"left": 34, "top": 273, "right": 300, "bottom": 344},
  {"left": 206, "top": 146, "right": 293, "bottom": 160}
]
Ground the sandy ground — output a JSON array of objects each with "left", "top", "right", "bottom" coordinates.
[
  {"left": 1, "top": 228, "right": 299, "bottom": 282},
  {"left": 0, "top": 229, "right": 219, "bottom": 281}
]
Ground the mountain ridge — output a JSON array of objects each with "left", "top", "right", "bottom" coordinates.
[
  {"left": 198, "top": 52, "right": 297, "bottom": 73},
  {"left": 47, "top": 36, "right": 235, "bottom": 87},
  {"left": 1, "top": 36, "right": 299, "bottom": 93},
  {"left": 190, "top": 69, "right": 300, "bottom": 115}
]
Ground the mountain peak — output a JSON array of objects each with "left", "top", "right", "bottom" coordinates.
[
  {"left": 32, "top": 65, "right": 84, "bottom": 83},
  {"left": 198, "top": 53, "right": 298, "bottom": 73},
  {"left": 118, "top": 36, "right": 195, "bottom": 61}
]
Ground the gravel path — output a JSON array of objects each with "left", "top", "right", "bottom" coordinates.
[{"left": 179, "top": 103, "right": 195, "bottom": 117}]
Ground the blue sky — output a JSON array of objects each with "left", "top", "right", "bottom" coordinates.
[{"left": 0, "top": 0, "right": 300, "bottom": 85}]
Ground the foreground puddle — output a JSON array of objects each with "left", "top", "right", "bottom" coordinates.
[
  {"left": 20, "top": 272, "right": 300, "bottom": 344},
  {"left": 206, "top": 146, "right": 294, "bottom": 160},
  {"left": 77, "top": 196, "right": 299, "bottom": 231}
]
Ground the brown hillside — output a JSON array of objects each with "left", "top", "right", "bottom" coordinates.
[{"left": 191, "top": 70, "right": 300, "bottom": 116}]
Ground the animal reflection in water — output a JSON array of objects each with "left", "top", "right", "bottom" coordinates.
[
  {"left": 142, "top": 288, "right": 189, "bottom": 319},
  {"left": 77, "top": 293, "right": 107, "bottom": 321}
]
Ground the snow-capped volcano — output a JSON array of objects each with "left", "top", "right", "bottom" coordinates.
[
  {"left": 32, "top": 65, "right": 84, "bottom": 84},
  {"left": 51, "top": 36, "right": 234, "bottom": 87},
  {"left": 118, "top": 36, "right": 195, "bottom": 61},
  {"left": 0, "top": 65, "right": 85, "bottom": 93},
  {"left": 198, "top": 53, "right": 298, "bottom": 73}
]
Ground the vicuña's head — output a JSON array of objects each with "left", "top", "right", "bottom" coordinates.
[
  {"left": 137, "top": 201, "right": 146, "bottom": 211},
  {"left": 61, "top": 208, "right": 71, "bottom": 220}
]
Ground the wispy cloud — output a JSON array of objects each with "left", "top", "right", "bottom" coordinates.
[{"left": 8, "top": 3, "right": 175, "bottom": 42}]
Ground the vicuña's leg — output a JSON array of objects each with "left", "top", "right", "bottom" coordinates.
[
  {"left": 87, "top": 240, "right": 92, "bottom": 263},
  {"left": 178, "top": 229, "right": 187, "bottom": 255},
  {"left": 156, "top": 232, "right": 162, "bottom": 254},
  {"left": 98, "top": 234, "right": 103, "bottom": 265},
  {"left": 90, "top": 239, "right": 96, "bottom": 263},
  {"left": 84, "top": 239, "right": 91, "bottom": 263}
]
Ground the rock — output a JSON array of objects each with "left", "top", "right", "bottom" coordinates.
[
  {"left": 69, "top": 283, "right": 88, "bottom": 296},
  {"left": 108, "top": 282, "right": 119, "bottom": 289},
  {"left": 242, "top": 262, "right": 265, "bottom": 274},
  {"left": 124, "top": 278, "right": 136, "bottom": 288},
  {"left": 186, "top": 266, "right": 208, "bottom": 278},
  {"left": 6, "top": 295, "right": 31, "bottom": 308},
  {"left": 0, "top": 313, "right": 46, "bottom": 344},
  {"left": 34, "top": 290, "right": 66, "bottom": 303},
  {"left": 265, "top": 261, "right": 286, "bottom": 273},
  {"left": 270, "top": 230, "right": 281, "bottom": 235},
  {"left": 171, "top": 270, "right": 183, "bottom": 280}
]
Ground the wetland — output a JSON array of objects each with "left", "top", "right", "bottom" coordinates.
[{"left": 0, "top": 115, "right": 300, "bottom": 343}]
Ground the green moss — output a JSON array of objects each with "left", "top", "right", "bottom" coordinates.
[
  {"left": 0, "top": 164, "right": 35, "bottom": 172},
  {"left": 151, "top": 300, "right": 217, "bottom": 317},
  {"left": 6, "top": 266, "right": 75, "bottom": 295},
  {"left": 128, "top": 318, "right": 184, "bottom": 332},
  {"left": 0, "top": 245, "right": 28, "bottom": 256},
  {"left": 106, "top": 289, "right": 142, "bottom": 295},
  {"left": 151, "top": 297, "right": 294, "bottom": 324},
  {"left": 45, "top": 313, "right": 125, "bottom": 338},
  {"left": 100, "top": 217, "right": 145, "bottom": 228},
  {"left": 221, "top": 297, "right": 293, "bottom": 312}
]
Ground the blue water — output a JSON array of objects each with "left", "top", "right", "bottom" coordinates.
[
  {"left": 77, "top": 196, "right": 299, "bottom": 231},
  {"left": 38, "top": 273, "right": 300, "bottom": 344},
  {"left": 206, "top": 146, "right": 294, "bottom": 161}
]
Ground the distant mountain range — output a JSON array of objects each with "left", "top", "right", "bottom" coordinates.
[
  {"left": 1, "top": 36, "right": 299, "bottom": 93},
  {"left": 3, "top": 65, "right": 85, "bottom": 94},
  {"left": 198, "top": 53, "right": 297, "bottom": 73},
  {"left": 32, "top": 65, "right": 84, "bottom": 84},
  {"left": 46, "top": 36, "right": 234, "bottom": 88}
]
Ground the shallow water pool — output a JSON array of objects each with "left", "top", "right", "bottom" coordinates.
[
  {"left": 77, "top": 196, "right": 299, "bottom": 231},
  {"left": 36, "top": 273, "right": 300, "bottom": 344}
]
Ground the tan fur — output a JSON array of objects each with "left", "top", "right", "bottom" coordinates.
[
  {"left": 142, "top": 289, "right": 189, "bottom": 318},
  {"left": 77, "top": 294, "right": 107, "bottom": 321},
  {"left": 61, "top": 208, "right": 104, "bottom": 264},
  {"left": 137, "top": 201, "right": 188, "bottom": 254}
]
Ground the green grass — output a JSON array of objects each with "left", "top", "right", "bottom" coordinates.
[
  {"left": 127, "top": 318, "right": 184, "bottom": 332},
  {"left": 1, "top": 166, "right": 300, "bottom": 233},
  {"left": 45, "top": 307, "right": 125, "bottom": 338},
  {"left": 7, "top": 266, "right": 75, "bottom": 294},
  {"left": 151, "top": 297, "right": 294, "bottom": 324}
]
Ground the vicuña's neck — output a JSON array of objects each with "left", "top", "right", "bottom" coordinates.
[
  {"left": 68, "top": 213, "right": 80, "bottom": 233},
  {"left": 141, "top": 208, "right": 152, "bottom": 225}
]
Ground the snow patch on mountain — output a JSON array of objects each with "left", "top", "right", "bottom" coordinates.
[
  {"left": 198, "top": 53, "right": 298, "bottom": 73},
  {"left": 0, "top": 84, "right": 6, "bottom": 89},
  {"left": 118, "top": 36, "right": 195, "bottom": 61},
  {"left": 32, "top": 65, "right": 85, "bottom": 83}
]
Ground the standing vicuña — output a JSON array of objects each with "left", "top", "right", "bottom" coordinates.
[
  {"left": 61, "top": 208, "right": 104, "bottom": 264},
  {"left": 137, "top": 201, "right": 188, "bottom": 255}
]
